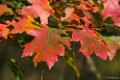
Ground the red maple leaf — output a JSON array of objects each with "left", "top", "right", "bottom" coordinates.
[
  {"left": 19, "top": 0, "right": 54, "bottom": 25},
  {"left": 0, "top": 24, "right": 9, "bottom": 39},
  {"left": 102, "top": 0, "right": 120, "bottom": 26},
  {"left": 99, "top": 35, "right": 120, "bottom": 60},
  {"left": 22, "top": 26, "right": 70, "bottom": 69},
  {"left": 72, "top": 28, "right": 109, "bottom": 60}
]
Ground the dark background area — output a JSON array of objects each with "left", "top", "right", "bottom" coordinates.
[{"left": 0, "top": 41, "right": 120, "bottom": 80}]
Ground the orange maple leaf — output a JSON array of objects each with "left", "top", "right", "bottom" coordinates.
[
  {"left": 6, "top": 16, "right": 39, "bottom": 34},
  {"left": 0, "top": 24, "right": 9, "bottom": 39}
]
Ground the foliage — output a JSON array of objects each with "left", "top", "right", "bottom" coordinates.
[{"left": 0, "top": 0, "right": 120, "bottom": 79}]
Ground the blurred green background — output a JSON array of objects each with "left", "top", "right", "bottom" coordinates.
[{"left": 0, "top": 41, "right": 120, "bottom": 80}]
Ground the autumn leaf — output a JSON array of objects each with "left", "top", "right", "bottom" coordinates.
[
  {"left": 77, "top": 1, "right": 98, "bottom": 12},
  {"left": 6, "top": 16, "right": 39, "bottom": 34},
  {"left": 22, "top": 26, "right": 70, "bottom": 69},
  {"left": 0, "top": 4, "right": 13, "bottom": 16},
  {"left": 0, "top": 24, "right": 9, "bottom": 39},
  {"left": 19, "top": 0, "right": 54, "bottom": 25},
  {"left": 99, "top": 35, "right": 120, "bottom": 60},
  {"left": 61, "top": 8, "right": 79, "bottom": 22},
  {"left": 102, "top": 0, "right": 120, "bottom": 26},
  {"left": 72, "top": 28, "right": 109, "bottom": 60}
]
